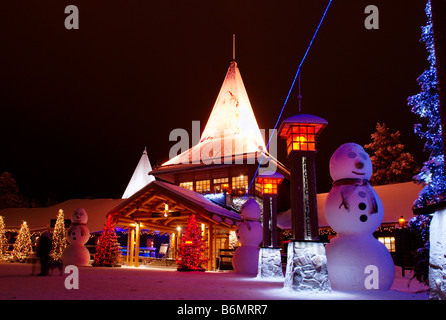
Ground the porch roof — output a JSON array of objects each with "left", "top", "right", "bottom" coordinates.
[{"left": 107, "top": 180, "right": 241, "bottom": 232}]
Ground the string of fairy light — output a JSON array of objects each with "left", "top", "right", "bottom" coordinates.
[{"left": 244, "top": 0, "right": 334, "bottom": 199}]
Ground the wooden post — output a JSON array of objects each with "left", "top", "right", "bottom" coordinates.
[
  {"left": 134, "top": 222, "right": 141, "bottom": 267},
  {"left": 170, "top": 232, "right": 175, "bottom": 259},
  {"left": 129, "top": 227, "right": 135, "bottom": 267},
  {"left": 207, "top": 223, "right": 215, "bottom": 271},
  {"left": 126, "top": 228, "right": 131, "bottom": 264}
]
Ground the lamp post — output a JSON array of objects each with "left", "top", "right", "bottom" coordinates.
[
  {"left": 278, "top": 113, "right": 331, "bottom": 292},
  {"left": 398, "top": 216, "right": 406, "bottom": 277},
  {"left": 278, "top": 114, "right": 327, "bottom": 240},
  {"left": 256, "top": 171, "right": 284, "bottom": 279},
  {"left": 256, "top": 171, "right": 284, "bottom": 247}
]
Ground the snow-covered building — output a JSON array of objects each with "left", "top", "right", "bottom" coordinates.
[{"left": 108, "top": 60, "right": 290, "bottom": 270}]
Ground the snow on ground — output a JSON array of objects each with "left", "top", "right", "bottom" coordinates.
[{"left": 0, "top": 262, "right": 428, "bottom": 300}]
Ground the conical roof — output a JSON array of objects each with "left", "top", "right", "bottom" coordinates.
[
  {"left": 163, "top": 61, "right": 266, "bottom": 166},
  {"left": 122, "top": 147, "right": 156, "bottom": 199}
]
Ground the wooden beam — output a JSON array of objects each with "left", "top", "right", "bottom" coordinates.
[{"left": 139, "top": 222, "right": 177, "bottom": 234}]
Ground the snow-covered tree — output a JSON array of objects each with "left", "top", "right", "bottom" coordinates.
[
  {"left": 364, "top": 123, "right": 418, "bottom": 185},
  {"left": 407, "top": 0, "right": 442, "bottom": 286},
  {"left": 408, "top": 0, "right": 445, "bottom": 209},
  {"left": 50, "top": 209, "right": 67, "bottom": 262}
]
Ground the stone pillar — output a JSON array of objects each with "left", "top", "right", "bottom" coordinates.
[
  {"left": 257, "top": 247, "right": 283, "bottom": 279},
  {"left": 284, "top": 240, "right": 331, "bottom": 292},
  {"left": 429, "top": 208, "right": 446, "bottom": 300}
]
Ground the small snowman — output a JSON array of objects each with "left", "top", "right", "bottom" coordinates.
[
  {"left": 62, "top": 208, "right": 91, "bottom": 267},
  {"left": 232, "top": 199, "right": 263, "bottom": 275},
  {"left": 324, "top": 143, "right": 394, "bottom": 290}
]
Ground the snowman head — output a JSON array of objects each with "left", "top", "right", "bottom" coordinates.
[
  {"left": 72, "top": 208, "right": 88, "bottom": 224},
  {"left": 329, "top": 143, "right": 373, "bottom": 182},
  {"left": 66, "top": 224, "right": 90, "bottom": 244},
  {"left": 240, "top": 199, "right": 261, "bottom": 221}
]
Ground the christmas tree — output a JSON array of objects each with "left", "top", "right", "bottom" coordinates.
[
  {"left": 50, "top": 209, "right": 67, "bottom": 262},
  {"left": 93, "top": 216, "right": 122, "bottom": 267},
  {"left": 364, "top": 123, "right": 418, "bottom": 185},
  {"left": 408, "top": 0, "right": 445, "bottom": 209},
  {"left": 176, "top": 214, "right": 207, "bottom": 271},
  {"left": 12, "top": 221, "right": 33, "bottom": 262},
  {"left": 0, "top": 216, "right": 8, "bottom": 261},
  {"left": 407, "top": 0, "right": 442, "bottom": 285}
]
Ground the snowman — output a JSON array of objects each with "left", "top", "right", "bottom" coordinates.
[
  {"left": 324, "top": 143, "right": 394, "bottom": 290},
  {"left": 232, "top": 199, "right": 263, "bottom": 275},
  {"left": 62, "top": 208, "right": 91, "bottom": 266}
]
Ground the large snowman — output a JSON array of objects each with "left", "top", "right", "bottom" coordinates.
[
  {"left": 232, "top": 199, "right": 263, "bottom": 275},
  {"left": 324, "top": 143, "right": 394, "bottom": 290},
  {"left": 62, "top": 208, "right": 91, "bottom": 266}
]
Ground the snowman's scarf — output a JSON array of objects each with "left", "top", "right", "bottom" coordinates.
[
  {"left": 332, "top": 178, "right": 378, "bottom": 214},
  {"left": 239, "top": 218, "right": 258, "bottom": 231}
]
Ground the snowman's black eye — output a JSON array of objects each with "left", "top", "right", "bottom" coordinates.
[
  {"left": 359, "top": 203, "right": 367, "bottom": 210},
  {"left": 360, "top": 214, "right": 368, "bottom": 222},
  {"left": 348, "top": 152, "right": 357, "bottom": 158}
]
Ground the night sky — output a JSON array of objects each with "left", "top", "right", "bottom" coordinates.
[{"left": 0, "top": 1, "right": 430, "bottom": 204}]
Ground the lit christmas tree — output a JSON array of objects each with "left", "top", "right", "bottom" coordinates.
[
  {"left": 407, "top": 0, "right": 442, "bottom": 285},
  {"left": 0, "top": 216, "right": 8, "bottom": 261},
  {"left": 12, "top": 221, "right": 33, "bottom": 262},
  {"left": 50, "top": 209, "right": 67, "bottom": 262},
  {"left": 409, "top": 0, "right": 445, "bottom": 209},
  {"left": 93, "top": 216, "right": 122, "bottom": 267},
  {"left": 176, "top": 214, "right": 207, "bottom": 271}
]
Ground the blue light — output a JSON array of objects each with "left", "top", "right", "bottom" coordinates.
[{"left": 245, "top": 0, "right": 334, "bottom": 199}]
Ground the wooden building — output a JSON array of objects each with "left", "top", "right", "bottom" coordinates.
[{"left": 107, "top": 60, "right": 290, "bottom": 270}]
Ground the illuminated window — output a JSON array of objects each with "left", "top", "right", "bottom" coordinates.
[
  {"left": 179, "top": 181, "right": 193, "bottom": 191},
  {"left": 196, "top": 180, "right": 210, "bottom": 194},
  {"left": 232, "top": 175, "right": 248, "bottom": 196},
  {"left": 213, "top": 178, "right": 229, "bottom": 193},
  {"left": 255, "top": 183, "right": 262, "bottom": 197},
  {"left": 258, "top": 178, "right": 279, "bottom": 194},
  {"left": 378, "top": 236, "right": 395, "bottom": 252},
  {"left": 286, "top": 125, "right": 316, "bottom": 153}
]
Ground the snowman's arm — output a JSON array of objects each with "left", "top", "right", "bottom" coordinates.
[{"left": 339, "top": 191, "right": 349, "bottom": 211}]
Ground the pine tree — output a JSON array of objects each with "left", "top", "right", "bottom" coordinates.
[
  {"left": 0, "top": 172, "right": 21, "bottom": 210},
  {"left": 93, "top": 216, "right": 122, "bottom": 266},
  {"left": 408, "top": 0, "right": 445, "bottom": 209},
  {"left": 0, "top": 216, "right": 8, "bottom": 260},
  {"left": 12, "top": 221, "right": 33, "bottom": 262},
  {"left": 50, "top": 209, "right": 67, "bottom": 262},
  {"left": 176, "top": 214, "right": 207, "bottom": 271},
  {"left": 364, "top": 123, "right": 419, "bottom": 185},
  {"left": 407, "top": 0, "right": 442, "bottom": 286}
]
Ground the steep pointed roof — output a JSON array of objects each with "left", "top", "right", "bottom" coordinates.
[
  {"left": 122, "top": 147, "right": 156, "bottom": 199},
  {"left": 163, "top": 61, "right": 266, "bottom": 166}
]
